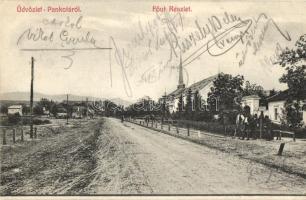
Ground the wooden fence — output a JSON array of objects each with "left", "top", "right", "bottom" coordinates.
[
  {"left": 0, "top": 125, "right": 61, "bottom": 145},
  {"left": 126, "top": 117, "right": 296, "bottom": 141}
]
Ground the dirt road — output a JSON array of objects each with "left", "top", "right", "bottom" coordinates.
[
  {"left": 1, "top": 117, "right": 305, "bottom": 195},
  {"left": 86, "top": 118, "right": 306, "bottom": 194}
]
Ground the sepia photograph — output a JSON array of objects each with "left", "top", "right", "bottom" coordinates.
[{"left": 0, "top": 0, "right": 306, "bottom": 198}]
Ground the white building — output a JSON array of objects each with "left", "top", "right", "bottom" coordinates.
[
  {"left": 163, "top": 55, "right": 217, "bottom": 113},
  {"left": 241, "top": 95, "right": 261, "bottom": 115},
  {"left": 267, "top": 90, "right": 306, "bottom": 126},
  {"left": 8, "top": 105, "right": 23, "bottom": 116}
]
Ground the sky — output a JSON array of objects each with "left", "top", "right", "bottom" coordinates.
[{"left": 0, "top": 0, "right": 305, "bottom": 102}]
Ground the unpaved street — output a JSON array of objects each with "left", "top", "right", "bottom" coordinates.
[
  {"left": 1, "top": 117, "right": 306, "bottom": 195},
  {"left": 86, "top": 118, "right": 306, "bottom": 194}
]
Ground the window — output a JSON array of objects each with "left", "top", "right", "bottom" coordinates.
[
  {"left": 192, "top": 99, "right": 195, "bottom": 111},
  {"left": 274, "top": 108, "right": 278, "bottom": 120}
]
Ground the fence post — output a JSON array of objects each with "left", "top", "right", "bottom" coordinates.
[
  {"left": 13, "top": 129, "right": 16, "bottom": 144},
  {"left": 155, "top": 122, "right": 157, "bottom": 128},
  {"left": 278, "top": 143, "right": 285, "bottom": 156},
  {"left": 21, "top": 128, "right": 24, "bottom": 142},
  {"left": 151, "top": 121, "right": 153, "bottom": 127},
  {"left": 187, "top": 124, "right": 190, "bottom": 136},
  {"left": 198, "top": 130, "right": 201, "bottom": 138},
  {"left": 3, "top": 129, "right": 7, "bottom": 145},
  {"left": 293, "top": 132, "right": 296, "bottom": 142},
  {"left": 259, "top": 117, "right": 263, "bottom": 139},
  {"left": 161, "top": 121, "right": 163, "bottom": 130},
  {"left": 176, "top": 123, "right": 179, "bottom": 134},
  {"left": 168, "top": 124, "right": 170, "bottom": 131},
  {"left": 34, "top": 127, "right": 37, "bottom": 139}
]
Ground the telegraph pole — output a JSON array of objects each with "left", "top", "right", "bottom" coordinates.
[
  {"left": 30, "top": 57, "right": 34, "bottom": 139},
  {"left": 66, "top": 94, "right": 69, "bottom": 125},
  {"left": 86, "top": 97, "right": 88, "bottom": 119}
]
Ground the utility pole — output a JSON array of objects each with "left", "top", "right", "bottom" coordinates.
[
  {"left": 66, "top": 94, "right": 69, "bottom": 125},
  {"left": 86, "top": 97, "right": 88, "bottom": 119},
  {"left": 30, "top": 57, "right": 34, "bottom": 139}
]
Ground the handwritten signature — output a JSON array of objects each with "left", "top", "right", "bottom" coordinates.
[
  {"left": 236, "top": 13, "right": 291, "bottom": 67},
  {"left": 16, "top": 12, "right": 292, "bottom": 98},
  {"left": 17, "top": 16, "right": 108, "bottom": 70}
]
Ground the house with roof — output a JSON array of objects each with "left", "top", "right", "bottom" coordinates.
[
  {"left": 267, "top": 90, "right": 306, "bottom": 126},
  {"left": 241, "top": 95, "right": 261, "bottom": 115},
  {"left": 8, "top": 105, "right": 23, "bottom": 116},
  {"left": 72, "top": 105, "right": 86, "bottom": 119},
  {"left": 163, "top": 55, "right": 217, "bottom": 113}
]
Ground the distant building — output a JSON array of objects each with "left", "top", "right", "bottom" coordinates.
[
  {"left": 72, "top": 106, "right": 86, "bottom": 119},
  {"left": 163, "top": 54, "right": 217, "bottom": 113},
  {"left": 267, "top": 90, "right": 306, "bottom": 126},
  {"left": 56, "top": 107, "right": 67, "bottom": 118},
  {"left": 241, "top": 95, "right": 261, "bottom": 115},
  {"left": 43, "top": 107, "right": 50, "bottom": 115},
  {"left": 8, "top": 105, "right": 23, "bottom": 116}
]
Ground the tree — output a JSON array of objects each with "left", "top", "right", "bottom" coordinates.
[
  {"left": 185, "top": 88, "right": 192, "bottom": 114},
  {"left": 104, "top": 100, "right": 120, "bottom": 117},
  {"left": 36, "top": 98, "right": 53, "bottom": 111},
  {"left": 8, "top": 113, "right": 21, "bottom": 124},
  {"left": 177, "top": 94, "right": 184, "bottom": 112},
  {"left": 208, "top": 73, "right": 244, "bottom": 111},
  {"left": 243, "top": 81, "right": 268, "bottom": 106},
  {"left": 243, "top": 81, "right": 264, "bottom": 97},
  {"left": 33, "top": 104, "right": 44, "bottom": 115},
  {"left": 269, "top": 89, "right": 277, "bottom": 97},
  {"left": 22, "top": 105, "right": 30, "bottom": 115},
  {"left": 50, "top": 103, "right": 58, "bottom": 116},
  {"left": 278, "top": 34, "right": 306, "bottom": 128},
  {"left": 0, "top": 104, "right": 8, "bottom": 114},
  {"left": 194, "top": 90, "right": 201, "bottom": 112}
]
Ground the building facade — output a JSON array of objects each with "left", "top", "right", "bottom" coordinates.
[
  {"left": 241, "top": 95, "right": 261, "bottom": 115},
  {"left": 8, "top": 105, "right": 23, "bottom": 116},
  {"left": 163, "top": 54, "right": 217, "bottom": 113},
  {"left": 267, "top": 90, "right": 306, "bottom": 126}
]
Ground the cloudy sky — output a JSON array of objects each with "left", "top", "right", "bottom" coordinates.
[{"left": 0, "top": 0, "right": 305, "bottom": 102}]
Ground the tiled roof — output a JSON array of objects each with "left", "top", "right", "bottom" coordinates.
[
  {"left": 267, "top": 89, "right": 306, "bottom": 102},
  {"left": 188, "top": 74, "right": 218, "bottom": 92},
  {"left": 167, "top": 74, "right": 217, "bottom": 98}
]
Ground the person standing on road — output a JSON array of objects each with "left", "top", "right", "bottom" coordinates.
[
  {"left": 241, "top": 112, "right": 250, "bottom": 140},
  {"left": 223, "top": 112, "right": 230, "bottom": 136},
  {"left": 235, "top": 111, "right": 244, "bottom": 139},
  {"left": 249, "top": 114, "right": 258, "bottom": 139},
  {"left": 263, "top": 116, "right": 272, "bottom": 140}
]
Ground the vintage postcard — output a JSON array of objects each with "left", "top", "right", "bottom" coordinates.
[{"left": 0, "top": 0, "right": 306, "bottom": 199}]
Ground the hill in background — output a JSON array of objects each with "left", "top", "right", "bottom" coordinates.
[{"left": 0, "top": 92, "right": 132, "bottom": 107}]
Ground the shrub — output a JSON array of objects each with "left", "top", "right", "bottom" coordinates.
[
  {"left": 21, "top": 118, "right": 51, "bottom": 125},
  {"left": 33, "top": 119, "right": 51, "bottom": 125},
  {"left": 8, "top": 113, "right": 21, "bottom": 125}
]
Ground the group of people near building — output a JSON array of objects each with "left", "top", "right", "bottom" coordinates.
[{"left": 234, "top": 110, "right": 273, "bottom": 140}]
